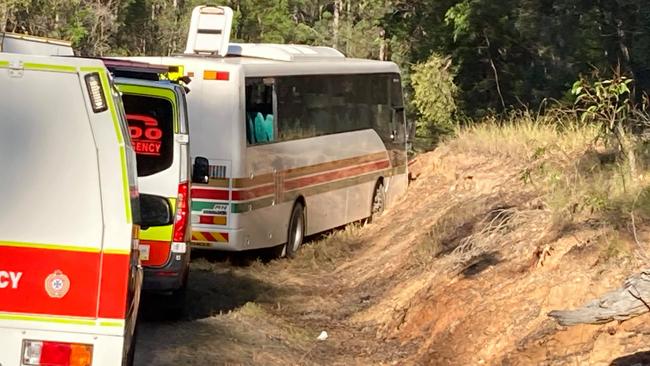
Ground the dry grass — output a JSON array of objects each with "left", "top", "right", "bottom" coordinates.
[
  {"left": 411, "top": 112, "right": 650, "bottom": 275},
  {"left": 447, "top": 111, "right": 599, "bottom": 164},
  {"left": 289, "top": 223, "right": 366, "bottom": 272},
  {"left": 446, "top": 112, "right": 650, "bottom": 232}
]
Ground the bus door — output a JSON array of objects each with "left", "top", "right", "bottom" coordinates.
[{"left": 369, "top": 74, "right": 407, "bottom": 169}]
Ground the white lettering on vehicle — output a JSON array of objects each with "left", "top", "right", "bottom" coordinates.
[{"left": 0, "top": 271, "right": 23, "bottom": 289}]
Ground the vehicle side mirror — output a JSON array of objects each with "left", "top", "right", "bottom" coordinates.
[
  {"left": 192, "top": 156, "right": 209, "bottom": 184},
  {"left": 139, "top": 194, "right": 173, "bottom": 229}
]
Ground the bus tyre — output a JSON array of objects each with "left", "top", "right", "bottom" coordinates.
[
  {"left": 370, "top": 182, "right": 386, "bottom": 222},
  {"left": 285, "top": 202, "right": 305, "bottom": 258}
]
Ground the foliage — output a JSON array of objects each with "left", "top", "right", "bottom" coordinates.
[
  {"left": 411, "top": 53, "right": 458, "bottom": 138},
  {"left": 572, "top": 71, "right": 650, "bottom": 178},
  {"left": 7, "top": 0, "right": 650, "bottom": 126}
]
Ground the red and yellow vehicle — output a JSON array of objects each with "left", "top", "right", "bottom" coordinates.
[
  {"left": 107, "top": 59, "right": 192, "bottom": 309},
  {"left": 0, "top": 51, "right": 172, "bottom": 365}
]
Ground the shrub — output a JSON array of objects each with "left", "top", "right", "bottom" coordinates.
[{"left": 411, "top": 54, "right": 458, "bottom": 141}]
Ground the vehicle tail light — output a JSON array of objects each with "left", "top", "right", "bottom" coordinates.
[
  {"left": 173, "top": 181, "right": 190, "bottom": 242},
  {"left": 23, "top": 340, "right": 92, "bottom": 366},
  {"left": 203, "top": 70, "right": 229, "bottom": 81}
]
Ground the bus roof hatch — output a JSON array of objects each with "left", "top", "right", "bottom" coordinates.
[{"left": 184, "top": 6, "right": 233, "bottom": 57}]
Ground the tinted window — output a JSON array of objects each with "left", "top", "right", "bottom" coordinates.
[
  {"left": 122, "top": 94, "right": 174, "bottom": 177},
  {"left": 245, "top": 78, "right": 275, "bottom": 145},
  {"left": 245, "top": 73, "right": 402, "bottom": 145}
]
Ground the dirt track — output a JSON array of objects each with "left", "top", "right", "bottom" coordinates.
[{"left": 134, "top": 149, "right": 650, "bottom": 365}]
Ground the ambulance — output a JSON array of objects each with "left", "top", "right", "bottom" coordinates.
[
  {"left": 104, "top": 59, "right": 192, "bottom": 308},
  {"left": 0, "top": 52, "right": 172, "bottom": 365}
]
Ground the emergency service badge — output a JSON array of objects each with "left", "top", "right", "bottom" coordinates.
[{"left": 44, "top": 270, "right": 70, "bottom": 299}]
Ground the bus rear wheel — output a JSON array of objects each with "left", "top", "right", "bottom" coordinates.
[{"left": 284, "top": 202, "right": 305, "bottom": 258}]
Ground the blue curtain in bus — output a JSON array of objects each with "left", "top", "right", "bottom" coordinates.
[
  {"left": 263, "top": 114, "right": 274, "bottom": 141},
  {"left": 254, "top": 112, "right": 269, "bottom": 143}
]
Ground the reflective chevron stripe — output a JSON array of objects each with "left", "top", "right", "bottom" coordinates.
[{"left": 191, "top": 231, "right": 229, "bottom": 243}]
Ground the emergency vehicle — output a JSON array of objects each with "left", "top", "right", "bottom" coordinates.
[
  {"left": 104, "top": 59, "right": 192, "bottom": 307},
  {"left": 0, "top": 52, "right": 172, "bottom": 365}
]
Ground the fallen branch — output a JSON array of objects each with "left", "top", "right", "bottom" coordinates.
[{"left": 548, "top": 270, "right": 650, "bottom": 326}]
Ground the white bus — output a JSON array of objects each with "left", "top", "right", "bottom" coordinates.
[{"left": 132, "top": 6, "right": 409, "bottom": 256}]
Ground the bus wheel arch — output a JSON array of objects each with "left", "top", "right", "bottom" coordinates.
[
  {"left": 370, "top": 178, "right": 386, "bottom": 222},
  {"left": 284, "top": 198, "right": 306, "bottom": 258}
]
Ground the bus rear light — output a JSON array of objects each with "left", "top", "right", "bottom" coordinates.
[
  {"left": 22, "top": 340, "right": 92, "bottom": 366},
  {"left": 173, "top": 181, "right": 190, "bottom": 242},
  {"left": 203, "top": 70, "right": 229, "bottom": 81}
]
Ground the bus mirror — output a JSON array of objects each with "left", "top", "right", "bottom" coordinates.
[
  {"left": 193, "top": 156, "right": 210, "bottom": 184},
  {"left": 139, "top": 194, "right": 173, "bottom": 229}
]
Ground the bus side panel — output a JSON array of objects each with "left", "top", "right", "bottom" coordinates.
[
  {"left": 301, "top": 186, "right": 349, "bottom": 235},
  {"left": 238, "top": 202, "right": 293, "bottom": 249},
  {"left": 246, "top": 130, "right": 388, "bottom": 239},
  {"left": 346, "top": 180, "right": 376, "bottom": 223}
]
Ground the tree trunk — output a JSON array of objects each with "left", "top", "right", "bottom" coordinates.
[
  {"left": 616, "top": 122, "right": 637, "bottom": 180},
  {"left": 379, "top": 28, "right": 387, "bottom": 61},
  {"left": 333, "top": 0, "right": 340, "bottom": 48}
]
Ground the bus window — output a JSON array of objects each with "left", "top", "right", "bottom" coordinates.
[
  {"left": 272, "top": 73, "right": 401, "bottom": 144},
  {"left": 246, "top": 79, "right": 275, "bottom": 145},
  {"left": 123, "top": 94, "right": 174, "bottom": 176}
]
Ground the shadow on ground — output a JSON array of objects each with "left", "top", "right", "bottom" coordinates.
[
  {"left": 611, "top": 351, "right": 650, "bottom": 366},
  {"left": 140, "top": 262, "right": 286, "bottom": 321}
]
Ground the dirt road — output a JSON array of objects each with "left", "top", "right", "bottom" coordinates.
[{"left": 134, "top": 148, "right": 650, "bottom": 365}]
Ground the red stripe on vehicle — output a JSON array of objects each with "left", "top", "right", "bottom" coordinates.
[
  {"left": 192, "top": 159, "right": 389, "bottom": 202},
  {"left": 0, "top": 244, "right": 130, "bottom": 320},
  {"left": 192, "top": 188, "right": 229, "bottom": 201},
  {"left": 284, "top": 160, "right": 389, "bottom": 191},
  {"left": 231, "top": 185, "right": 274, "bottom": 201},
  {"left": 98, "top": 252, "right": 130, "bottom": 319}
]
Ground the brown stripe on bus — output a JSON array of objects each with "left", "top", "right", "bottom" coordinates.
[{"left": 231, "top": 151, "right": 389, "bottom": 188}]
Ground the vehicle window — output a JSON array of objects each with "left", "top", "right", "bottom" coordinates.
[
  {"left": 245, "top": 79, "right": 275, "bottom": 145},
  {"left": 273, "top": 73, "right": 395, "bottom": 142},
  {"left": 122, "top": 94, "right": 174, "bottom": 177}
]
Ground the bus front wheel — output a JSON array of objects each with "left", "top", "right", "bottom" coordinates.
[{"left": 284, "top": 202, "right": 305, "bottom": 258}]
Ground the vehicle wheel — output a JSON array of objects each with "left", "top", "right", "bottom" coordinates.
[
  {"left": 284, "top": 202, "right": 305, "bottom": 258},
  {"left": 369, "top": 181, "right": 385, "bottom": 222}
]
